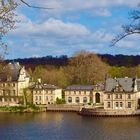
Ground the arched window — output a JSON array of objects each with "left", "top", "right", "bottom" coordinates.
[
  {"left": 75, "top": 97, "right": 80, "bottom": 103},
  {"left": 95, "top": 93, "right": 100, "bottom": 103},
  {"left": 83, "top": 97, "right": 87, "bottom": 103},
  {"left": 68, "top": 97, "right": 72, "bottom": 103}
]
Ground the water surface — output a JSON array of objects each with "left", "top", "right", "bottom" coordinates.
[{"left": 0, "top": 112, "right": 140, "bottom": 140}]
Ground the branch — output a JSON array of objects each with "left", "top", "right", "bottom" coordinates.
[
  {"left": 111, "top": 31, "right": 140, "bottom": 46},
  {"left": 20, "top": 0, "right": 53, "bottom": 9},
  {"left": 111, "top": 9, "right": 140, "bottom": 46}
]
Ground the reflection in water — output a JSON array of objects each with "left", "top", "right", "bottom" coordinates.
[{"left": 0, "top": 112, "right": 139, "bottom": 140}]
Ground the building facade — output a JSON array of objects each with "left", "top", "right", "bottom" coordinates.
[
  {"left": 104, "top": 77, "right": 140, "bottom": 111},
  {"left": 0, "top": 62, "right": 30, "bottom": 106},
  {"left": 65, "top": 85, "right": 104, "bottom": 105},
  {"left": 29, "top": 82, "right": 62, "bottom": 105}
]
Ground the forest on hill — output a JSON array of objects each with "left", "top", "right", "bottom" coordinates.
[
  {"left": 6, "top": 52, "right": 140, "bottom": 88},
  {"left": 7, "top": 54, "right": 140, "bottom": 68}
]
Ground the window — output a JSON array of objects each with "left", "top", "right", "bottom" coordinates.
[
  {"left": 75, "top": 97, "right": 80, "bottom": 103},
  {"left": 120, "top": 94, "right": 122, "bottom": 99},
  {"left": 107, "top": 94, "right": 110, "bottom": 99},
  {"left": 9, "top": 98, "right": 11, "bottom": 102},
  {"left": 46, "top": 96, "right": 48, "bottom": 101},
  {"left": 35, "top": 96, "right": 38, "bottom": 101},
  {"left": 3, "top": 90, "right": 5, "bottom": 94},
  {"left": 74, "top": 91, "right": 76, "bottom": 95},
  {"left": 128, "top": 94, "right": 131, "bottom": 99},
  {"left": 116, "top": 102, "right": 118, "bottom": 108},
  {"left": 107, "top": 102, "right": 111, "bottom": 108},
  {"left": 83, "top": 97, "right": 87, "bottom": 103},
  {"left": 68, "top": 97, "right": 72, "bottom": 103},
  {"left": 13, "top": 90, "right": 16, "bottom": 96},
  {"left": 84, "top": 91, "right": 86, "bottom": 95},
  {"left": 128, "top": 102, "right": 131, "bottom": 108},
  {"left": 8, "top": 83, "right": 10, "bottom": 87},
  {"left": 51, "top": 96, "right": 53, "bottom": 101},
  {"left": 39, "top": 96, "right": 41, "bottom": 101},
  {"left": 120, "top": 102, "right": 123, "bottom": 108},
  {"left": 116, "top": 94, "right": 118, "bottom": 99}
]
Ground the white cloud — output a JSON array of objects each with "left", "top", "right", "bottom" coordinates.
[
  {"left": 24, "top": 0, "right": 140, "bottom": 13},
  {"left": 91, "top": 8, "right": 112, "bottom": 17}
]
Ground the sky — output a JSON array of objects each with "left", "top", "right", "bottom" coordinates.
[{"left": 4, "top": 0, "right": 140, "bottom": 59}]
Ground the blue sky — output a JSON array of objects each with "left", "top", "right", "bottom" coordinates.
[{"left": 5, "top": 0, "right": 140, "bottom": 59}]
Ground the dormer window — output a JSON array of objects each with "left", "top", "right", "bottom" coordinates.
[
  {"left": 114, "top": 84, "right": 124, "bottom": 92},
  {"left": 7, "top": 76, "right": 12, "bottom": 81}
]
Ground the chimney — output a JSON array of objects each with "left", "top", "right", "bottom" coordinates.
[
  {"left": 37, "top": 78, "right": 41, "bottom": 83},
  {"left": 133, "top": 78, "right": 138, "bottom": 92},
  {"left": 16, "top": 62, "right": 20, "bottom": 65}
]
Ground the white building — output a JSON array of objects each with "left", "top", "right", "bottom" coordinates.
[
  {"left": 65, "top": 85, "right": 104, "bottom": 105},
  {"left": 104, "top": 77, "right": 140, "bottom": 111},
  {"left": 0, "top": 62, "right": 30, "bottom": 106},
  {"left": 30, "top": 82, "right": 62, "bottom": 105}
]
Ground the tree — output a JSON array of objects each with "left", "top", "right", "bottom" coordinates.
[
  {"left": 66, "top": 51, "right": 109, "bottom": 85},
  {"left": 0, "top": 0, "right": 17, "bottom": 52},
  {"left": 111, "top": 6, "right": 140, "bottom": 46},
  {"left": 55, "top": 97, "right": 66, "bottom": 104}
]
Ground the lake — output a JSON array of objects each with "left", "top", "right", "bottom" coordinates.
[{"left": 0, "top": 112, "right": 140, "bottom": 140}]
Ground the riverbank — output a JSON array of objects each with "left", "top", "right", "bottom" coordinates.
[
  {"left": 78, "top": 108, "right": 140, "bottom": 117},
  {"left": 0, "top": 105, "right": 46, "bottom": 113}
]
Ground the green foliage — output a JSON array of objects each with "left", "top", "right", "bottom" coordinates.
[
  {"left": 56, "top": 97, "right": 66, "bottom": 104},
  {"left": 28, "top": 51, "right": 109, "bottom": 88},
  {"left": 0, "top": 105, "right": 40, "bottom": 112},
  {"left": 109, "top": 65, "right": 140, "bottom": 78}
]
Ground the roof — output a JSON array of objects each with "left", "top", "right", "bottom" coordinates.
[
  {"left": 0, "top": 62, "right": 22, "bottom": 82},
  {"left": 137, "top": 79, "right": 140, "bottom": 91},
  {"left": 66, "top": 85, "right": 95, "bottom": 91},
  {"left": 105, "top": 77, "right": 135, "bottom": 92},
  {"left": 29, "top": 82, "right": 60, "bottom": 90}
]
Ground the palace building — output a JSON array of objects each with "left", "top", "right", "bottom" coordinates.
[
  {"left": 65, "top": 85, "right": 104, "bottom": 105},
  {"left": 104, "top": 77, "right": 140, "bottom": 111},
  {"left": 29, "top": 82, "right": 62, "bottom": 105},
  {"left": 0, "top": 62, "right": 30, "bottom": 106}
]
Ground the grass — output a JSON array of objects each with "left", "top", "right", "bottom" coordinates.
[{"left": 0, "top": 104, "right": 41, "bottom": 113}]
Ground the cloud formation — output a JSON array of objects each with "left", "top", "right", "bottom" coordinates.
[{"left": 5, "top": 0, "right": 140, "bottom": 59}]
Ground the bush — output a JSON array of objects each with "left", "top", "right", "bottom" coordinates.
[{"left": 56, "top": 97, "right": 66, "bottom": 104}]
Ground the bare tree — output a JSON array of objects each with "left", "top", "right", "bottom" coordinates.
[
  {"left": 111, "top": 7, "right": 140, "bottom": 46},
  {"left": 0, "top": 0, "right": 17, "bottom": 52}
]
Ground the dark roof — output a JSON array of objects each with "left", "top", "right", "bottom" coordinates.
[
  {"left": 137, "top": 79, "right": 140, "bottom": 91},
  {"left": 29, "top": 82, "right": 60, "bottom": 90},
  {"left": 66, "top": 85, "right": 95, "bottom": 91},
  {"left": 105, "top": 78, "right": 135, "bottom": 92},
  {"left": 0, "top": 62, "right": 22, "bottom": 82}
]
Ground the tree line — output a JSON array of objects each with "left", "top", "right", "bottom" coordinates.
[{"left": 14, "top": 51, "right": 139, "bottom": 88}]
